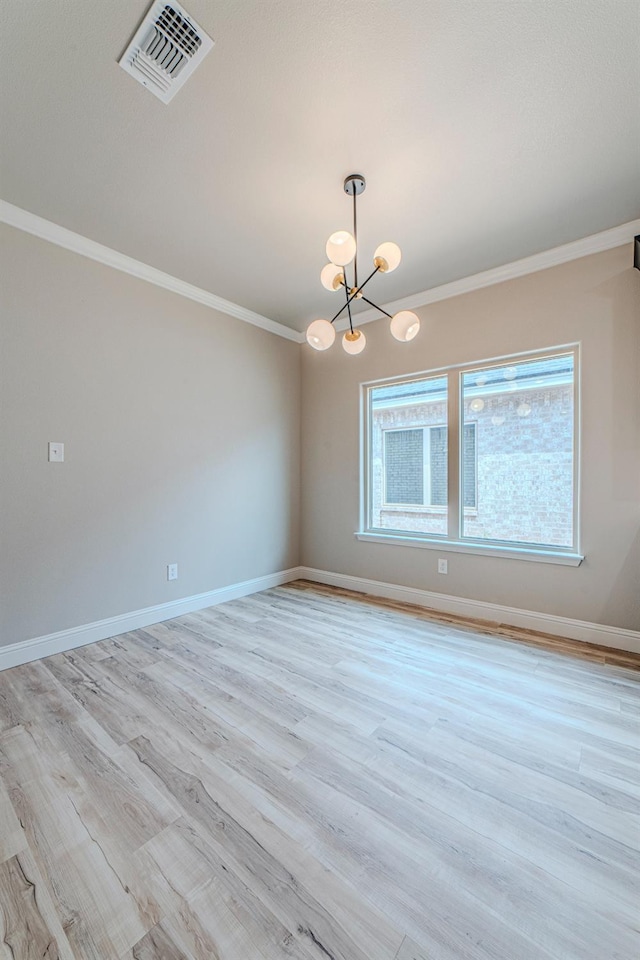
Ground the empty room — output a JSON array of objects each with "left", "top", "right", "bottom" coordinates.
[{"left": 1, "top": 1, "right": 639, "bottom": 958}]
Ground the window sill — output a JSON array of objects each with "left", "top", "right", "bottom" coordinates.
[{"left": 355, "top": 531, "right": 584, "bottom": 566}]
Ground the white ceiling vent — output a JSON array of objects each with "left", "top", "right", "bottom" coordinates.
[{"left": 119, "top": 1, "right": 214, "bottom": 104}]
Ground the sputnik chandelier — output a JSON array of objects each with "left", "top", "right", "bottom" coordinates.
[{"left": 306, "top": 174, "right": 420, "bottom": 355}]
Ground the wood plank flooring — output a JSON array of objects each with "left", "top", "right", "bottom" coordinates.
[{"left": 0, "top": 580, "right": 639, "bottom": 959}]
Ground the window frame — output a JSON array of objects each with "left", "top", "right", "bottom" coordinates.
[{"left": 359, "top": 344, "right": 583, "bottom": 566}]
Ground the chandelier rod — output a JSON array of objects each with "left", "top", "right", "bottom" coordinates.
[
  {"left": 344, "top": 277, "right": 354, "bottom": 334},
  {"left": 329, "top": 265, "right": 380, "bottom": 324},
  {"left": 353, "top": 188, "right": 358, "bottom": 290},
  {"left": 358, "top": 294, "right": 393, "bottom": 319}
]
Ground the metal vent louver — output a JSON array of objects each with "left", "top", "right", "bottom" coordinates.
[{"left": 119, "top": 1, "right": 214, "bottom": 103}]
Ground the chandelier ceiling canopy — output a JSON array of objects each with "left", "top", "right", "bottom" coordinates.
[{"left": 306, "top": 174, "right": 420, "bottom": 355}]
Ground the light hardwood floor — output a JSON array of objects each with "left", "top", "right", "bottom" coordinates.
[{"left": 1, "top": 581, "right": 639, "bottom": 959}]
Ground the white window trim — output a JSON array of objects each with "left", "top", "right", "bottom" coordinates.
[
  {"left": 354, "top": 532, "right": 583, "bottom": 565},
  {"left": 359, "top": 344, "right": 583, "bottom": 566}
]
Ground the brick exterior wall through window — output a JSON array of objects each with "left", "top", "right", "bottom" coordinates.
[{"left": 371, "top": 383, "right": 573, "bottom": 546}]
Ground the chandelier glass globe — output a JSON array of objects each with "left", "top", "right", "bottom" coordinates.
[
  {"left": 390, "top": 310, "right": 420, "bottom": 342},
  {"left": 326, "top": 231, "right": 356, "bottom": 267},
  {"left": 320, "top": 263, "right": 345, "bottom": 292},
  {"left": 342, "top": 329, "right": 366, "bottom": 355},
  {"left": 306, "top": 318, "right": 335, "bottom": 351},
  {"left": 374, "top": 241, "right": 402, "bottom": 273}
]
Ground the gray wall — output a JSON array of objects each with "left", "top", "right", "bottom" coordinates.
[
  {"left": 301, "top": 245, "right": 640, "bottom": 631},
  {"left": 2, "top": 227, "right": 638, "bottom": 646},
  {"left": 0, "top": 225, "right": 300, "bottom": 645}
]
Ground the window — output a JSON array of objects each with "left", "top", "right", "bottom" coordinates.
[{"left": 361, "top": 346, "right": 581, "bottom": 563}]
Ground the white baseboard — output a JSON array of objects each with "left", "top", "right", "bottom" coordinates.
[
  {"left": 298, "top": 567, "right": 640, "bottom": 655},
  {"left": 0, "top": 567, "right": 303, "bottom": 672},
  {"left": 4, "top": 564, "right": 637, "bottom": 670}
]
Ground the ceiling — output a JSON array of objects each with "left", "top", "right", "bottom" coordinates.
[{"left": 1, "top": 0, "right": 638, "bottom": 332}]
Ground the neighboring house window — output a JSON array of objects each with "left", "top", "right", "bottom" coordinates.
[
  {"left": 384, "top": 424, "right": 476, "bottom": 508},
  {"left": 362, "top": 347, "right": 580, "bottom": 561},
  {"left": 384, "top": 428, "right": 424, "bottom": 504}
]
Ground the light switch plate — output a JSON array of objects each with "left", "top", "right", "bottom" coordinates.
[{"left": 48, "top": 442, "right": 64, "bottom": 462}]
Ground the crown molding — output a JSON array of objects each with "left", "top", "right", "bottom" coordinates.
[
  {"left": 0, "top": 199, "right": 301, "bottom": 343},
  {"left": 3, "top": 200, "right": 637, "bottom": 344},
  {"left": 335, "top": 218, "right": 640, "bottom": 331}
]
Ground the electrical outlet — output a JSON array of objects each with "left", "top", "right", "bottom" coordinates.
[
  {"left": 167, "top": 563, "right": 178, "bottom": 581},
  {"left": 48, "top": 442, "right": 64, "bottom": 462},
  {"left": 437, "top": 558, "right": 448, "bottom": 574}
]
